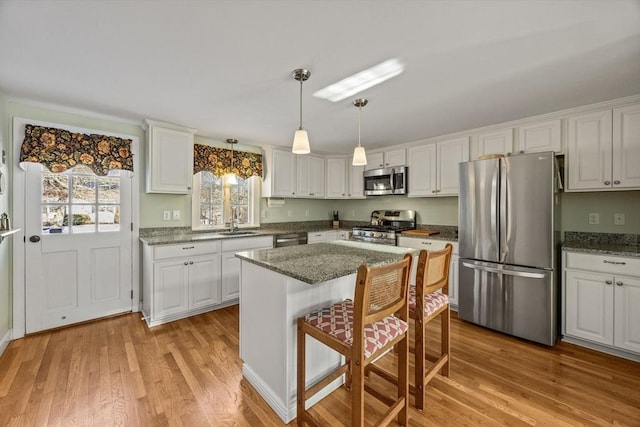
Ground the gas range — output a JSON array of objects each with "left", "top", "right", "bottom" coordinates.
[{"left": 352, "top": 210, "right": 416, "bottom": 246}]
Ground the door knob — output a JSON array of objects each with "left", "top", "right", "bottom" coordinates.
[{"left": 29, "top": 235, "right": 41, "bottom": 243}]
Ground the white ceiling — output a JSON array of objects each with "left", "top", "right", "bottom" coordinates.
[{"left": 1, "top": 0, "right": 639, "bottom": 155}]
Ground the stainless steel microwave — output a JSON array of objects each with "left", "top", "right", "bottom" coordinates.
[{"left": 363, "top": 166, "right": 407, "bottom": 196}]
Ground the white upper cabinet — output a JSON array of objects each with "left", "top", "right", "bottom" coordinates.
[
  {"left": 566, "top": 103, "right": 640, "bottom": 191},
  {"left": 348, "top": 158, "right": 365, "bottom": 198},
  {"left": 262, "top": 148, "right": 296, "bottom": 197},
  {"left": 612, "top": 104, "right": 640, "bottom": 189},
  {"left": 517, "top": 119, "right": 562, "bottom": 154},
  {"left": 325, "top": 156, "right": 365, "bottom": 199},
  {"left": 408, "top": 137, "right": 469, "bottom": 197},
  {"left": 297, "top": 155, "right": 325, "bottom": 198},
  {"left": 325, "top": 157, "right": 348, "bottom": 198},
  {"left": 144, "top": 119, "right": 197, "bottom": 194},
  {"left": 262, "top": 148, "right": 324, "bottom": 198},
  {"left": 364, "top": 148, "right": 406, "bottom": 170},
  {"left": 473, "top": 128, "right": 514, "bottom": 159}
]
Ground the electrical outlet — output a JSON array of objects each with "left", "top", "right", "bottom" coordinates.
[
  {"left": 588, "top": 213, "right": 599, "bottom": 225},
  {"left": 614, "top": 213, "right": 625, "bottom": 226},
  {"left": 163, "top": 210, "right": 170, "bottom": 221},
  {"left": 172, "top": 210, "right": 180, "bottom": 221}
]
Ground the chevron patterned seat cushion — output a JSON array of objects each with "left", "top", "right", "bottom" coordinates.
[
  {"left": 304, "top": 299, "right": 408, "bottom": 358},
  {"left": 408, "top": 287, "right": 449, "bottom": 316}
]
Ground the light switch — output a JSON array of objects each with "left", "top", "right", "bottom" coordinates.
[
  {"left": 172, "top": 210, "right": 180, "bottom": 220},
  {"left": 588, "top": 213, "right": 599, "bottom": 225},
  {"left": 163, "top": 210, "right": 170, "bottom": 221}
]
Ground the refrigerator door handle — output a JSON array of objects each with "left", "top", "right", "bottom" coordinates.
[
  {"left": 462, "top": 261, "right": 546, "bottom": 279},
  {"left": 499, "top": 158, "right": 509, "bottom": 263},
  {"left": 490, "top": 163, "right": 499, "bottom": 260}
]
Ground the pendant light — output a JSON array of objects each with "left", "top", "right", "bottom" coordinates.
[
  {"left": 291, "top": 68, "right": 311, "bottom": 154},
  {"left": 352, "top": 98, "right": 368, "bottom": 166},
  {"left": 225, "top": 138, "right": 238, "bottom": 185}
]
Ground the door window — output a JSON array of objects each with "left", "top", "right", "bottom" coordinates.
[{"left": 41, "top": 165, "right": 121, "bottom": 234}]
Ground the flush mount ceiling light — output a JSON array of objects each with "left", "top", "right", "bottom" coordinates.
[
  {"left": 352, "top": 98, "right": 368, "bottom": 166},
  {"left": 225, "top": 138, "right": 238, "bottom": 185},
  {"left": 291, "top": 68, "right": 311, "bottom": 154},
  {"left": 313, "top": 58, "right": 405, "bottom": 103}
]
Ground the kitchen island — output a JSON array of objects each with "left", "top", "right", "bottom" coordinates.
[{"left": 236, "top": 241, "right": 417, "bottom": 423}]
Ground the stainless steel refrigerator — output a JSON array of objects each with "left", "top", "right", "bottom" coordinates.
[{"left": 458, "top": 151, "right": 559, "bottom": 346}]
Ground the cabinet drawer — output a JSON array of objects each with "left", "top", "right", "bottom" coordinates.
[
  {"left": 397, "top": 237, "right": 459, "bottom": 255},
  {"left": 565, "top": 252, "right": 639, "bottom": 277},
  {"left": 221, "top": 235, "right": 273, "bottom": 252},
  {"left": 154, "top": 241, "right": 220, "bottom": 260}
]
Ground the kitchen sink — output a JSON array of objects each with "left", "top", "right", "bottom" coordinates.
[{"left": 215, "top": 230, "right": 261, "bottom": 236}]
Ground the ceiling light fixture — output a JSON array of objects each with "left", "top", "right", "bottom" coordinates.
[
  {"left": 313, "top": 58, "right": 405, "bottom": 103},
  {"left": 225, "top": 138, "right": 238, "bottom": 185},
  {"left": 352, "top": 98, "right": 368, "bottom": 166},
  {"left": 291, "top": 68, "right": 311, "bottom": 154}
]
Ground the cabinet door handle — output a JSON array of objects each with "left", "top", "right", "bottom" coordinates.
[
  {"left": 182, "top": 246, "right": 195, "bottom": 250},
  {"left": 613, "top": 180, "right": 620, "bottom": 185},
  {"left": 604, "top": 180, "right": 611, "bottom": 185},
  {"left": 603, "top": 260, "right": 626, "bottom": 265},
  {"left": 421, "top": 241, "right": 432, "bottom": 245},
  {"left": 616, "top": 281, "right": 623, "bottom": 286},
  {"left": 189, "top": 261, "right": 194, "bottom": 265},
  {"left": 605, "top": 280, "right": 613, "bottom": 285},
  {"left": 184, "top": 262, "right": 189, "bottom": 266}
]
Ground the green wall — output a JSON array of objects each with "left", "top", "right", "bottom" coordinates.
[{"left": 560, "top": 191, "right": 640, "bottom": 235}]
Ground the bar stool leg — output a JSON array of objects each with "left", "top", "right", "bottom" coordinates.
[
  {"left": 415, "top": 316, "right": 426, "bottom": 411},
  {"left": 297, "top": 319, "right": 307, "bottom": 425}
]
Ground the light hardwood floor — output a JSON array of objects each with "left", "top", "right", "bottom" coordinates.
[{"left": 0, "top": 306, "right": 638, "bottom": 426}]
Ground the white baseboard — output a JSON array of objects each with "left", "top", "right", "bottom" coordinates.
[
  {"left": 242, "top": 363, "right": 344, "bottom": 424},
  {"left": 0, "top": 329, "right": 13, "bottom": 357},
  {"left": 561, "top": 336, "right": 640, "bottom": 362}
]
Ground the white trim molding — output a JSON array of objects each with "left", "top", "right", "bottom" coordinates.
[{"left": 0, "top": 328, "right": 12, "bottom": 357}]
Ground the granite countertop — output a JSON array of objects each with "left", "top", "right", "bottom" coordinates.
[
  {"left": 562, "top": 231, "right": 639, "bottom": 258},
  {"left": 235, "top": 240, "right": 418, "bottom": 285},
  {"left": 399, "top": 233, "right": 458, "bottom": 242},
  {"left": 140, "top": 227, "right": 353, "bottom": 246},
  {"left": 562, "top": 242, "right": 639, "bottom": 257}
]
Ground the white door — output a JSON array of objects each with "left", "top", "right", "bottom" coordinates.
[
  {"left": 24, "top": 162, "right": 133, "bottom": 333},
  {"left": 408, "top": 144, "right": 436, "bottom": 196},
  {"left": 613, "top": 276, "right": 640, "bottom": 353},
  {"left": 325, "top": 157, "right": 347, "bottom": 198},
  {"left": 189, "top": 255, "right": 221, "bottom": 309},
  {"left": 612, "top": 104, "right": 640, "bottom": 189},
  {"left": 437, "top": 136, "right": 469, "bottom": 195},
  {"left": 566, "top": 110, "right": 613, "bottom": 190}
]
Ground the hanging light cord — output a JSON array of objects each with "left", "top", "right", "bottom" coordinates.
[
  {"left": 357, "top": 104, "right": 362, "bottom": 147},
  {"left": 299, "top": 78, "right": 304, "bottom": 130}
]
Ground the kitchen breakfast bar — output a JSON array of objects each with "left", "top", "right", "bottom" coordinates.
[{"left": 236, "top": 241, "right": 417, "bottom": 423}]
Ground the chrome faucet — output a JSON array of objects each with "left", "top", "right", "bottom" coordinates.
[{"left": 229, "top": 207, "right": 238, "bottom": 232}]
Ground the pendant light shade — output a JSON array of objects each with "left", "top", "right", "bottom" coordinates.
[
  {"left": 292, "top": 69, "right": 311, "bottom": 154},
  {"left": 352, "top": 98, "right": 368, "bottom": 166},
  {"left": 225, "top": 138, "right": 238, "bottom": 185}
]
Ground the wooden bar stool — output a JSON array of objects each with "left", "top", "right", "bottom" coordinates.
[
  {"left": 368, "top": 244, "right": 452, "bottom": 411},
  {"left": 296, "top": 254, "right": 413, "bottom": 427}
]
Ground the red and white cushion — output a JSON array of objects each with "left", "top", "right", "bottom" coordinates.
[
  {"left": 304, "top": 299, "right": 408, "bottom": 358},
  {"left": 408, "top": 286, "right": 449, "bottom": 317}
]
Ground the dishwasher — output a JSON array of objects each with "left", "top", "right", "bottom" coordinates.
[{"left": 274, "top": 231, "right": 308, "bottom": 247}]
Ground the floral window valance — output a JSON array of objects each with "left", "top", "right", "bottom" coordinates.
[
  {"left": 193, "top": 143, "right": 262, "bottom": 179},
  {"left": 20, "top": 124, "right": 134, "bottom": 176}
]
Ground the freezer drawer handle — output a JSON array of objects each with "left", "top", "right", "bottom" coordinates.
[
  {"left": 462, "top": 262, "right": 546, "bottom": 279},
  {"left": 603, "top": 260, "right": 626, "bottom": 265}
]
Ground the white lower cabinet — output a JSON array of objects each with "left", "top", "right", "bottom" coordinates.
[
  {"left": 308, "top": 230, "right": 352, "bottom": 243},
  {"left": 220, "top": 236, "right": 273, "bottom": 302},
  {"left": 143, "top": 235, "right": 273, "bottom": 327},
  {"left": 397, "top": 236, "right": 459, "bottom": 309},
  {"left": 563, "top": 251, "right": 640, "bottom": 358}
]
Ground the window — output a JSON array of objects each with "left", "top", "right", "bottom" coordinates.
[
  {"left": 192, "top": 171, "right": 260, "bottom": 230},
  {"left": 41, "top": 165, "right": 121, "bottom": 234}
]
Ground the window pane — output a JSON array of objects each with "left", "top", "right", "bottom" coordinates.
[
  {"left": 70, "top": 205, "right": 95, "bottom": 233},
  {"left": 97, "top": 177, "right": 120, "bottom": 203},
  {"left": 42, "top": 174, "right": 69, "bottom": 203},
  {"left": 236, "top": 206, "right": 248, "bottom": 223},
  {"left": 42, "top": 205, "right": 68, "bottom": 234},
  {"left": 98, "top": 206, "right": 120, "bottom": 232},
  {"left": 72, "top": 176, "right": 96, "bottom": 203}
]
